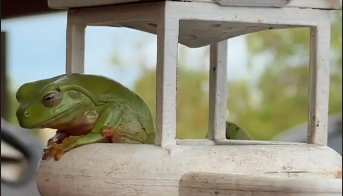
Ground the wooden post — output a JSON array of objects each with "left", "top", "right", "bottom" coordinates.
[
  {"left": 208, "top": 40, "right": 228, "bottom": 141},
  {"left": 307, "top": 23, "right": 331, "bottom": 146},
  {"left": 155, "top": 9, "right": 179, "bottom": 147},
  {"left": 66, "top": 9, "right": 86, "bottom": 73}
]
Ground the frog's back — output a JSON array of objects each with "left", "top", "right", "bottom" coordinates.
[
  {"left": 53, "top": 74, "right": 155, "bottom": 136},
  {"left": 53, "top": 73, "right": 139, "bottom": 104}
]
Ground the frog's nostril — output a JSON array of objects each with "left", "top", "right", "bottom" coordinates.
[{"left": 24, "top": 111, "right": 29, "bottom": 117}]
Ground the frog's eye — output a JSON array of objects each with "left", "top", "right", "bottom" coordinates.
[{"left": 42, "top": 92, "right": 61, "bottom": 108}]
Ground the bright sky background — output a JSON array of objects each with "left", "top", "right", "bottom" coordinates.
[{"left": 2, "top": 12, "right": 251, "bottom": 91}]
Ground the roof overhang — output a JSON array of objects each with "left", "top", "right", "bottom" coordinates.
[{"left": 1, "top": 0, "right": 60, "bottom": 19}]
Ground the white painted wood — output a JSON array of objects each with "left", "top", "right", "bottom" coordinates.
[
  {"left": 36, "top": 144, "right": 342, "bottom": 196},
  {"left": 167, "top": 2, "right": 327, "bottom": 26},
  {"left": 48, "top": 0, "right": 342, "bottom": 10},
  {"left": 307, "top": 22, "right": 331, "bottom": 146},
  {"left": 96, "top": 21, "right": 294, "bottom": 48},
  {"left": 215, "top": 0, "right": 342, "bottom": 9},
  {"left": 56, "top": 2, "right": 335, "bottom": 48},
  {"left": 115, "top": 21, "right": 293, "bottom": 48},
  {"left": 155, "top": 9, "right": 179, "bottom": 147},
  {"left": 66, "top": 10, "right": 86, "bottom": 73},
  {"left": 215, "top": 0, "right": 290, "bottom": 8},
  {"left": 179, "top": 172, "right": 343, "bottom": 196},
  {"left": 67, "top": 3, "right": 160, "bottom": 25},
  {"left": 208, "top": 41, "right": 228, "bottom": 141},
  {"left": 176, "top": 139, "right": 304, "bottom": 145}
]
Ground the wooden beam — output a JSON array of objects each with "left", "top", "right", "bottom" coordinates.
[{"left": 180, "top": 172, "right": 343, "bottom": 196}]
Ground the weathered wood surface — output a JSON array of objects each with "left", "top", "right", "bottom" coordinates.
[
  {"left": 36, "top": 144, "right": 342, "bottom": 196},
  {"left": 60, "top": 2, "right": 335, "bottom": 48},
  {"left": 179, "top": 172, "right": 343, "bottom": 196}
]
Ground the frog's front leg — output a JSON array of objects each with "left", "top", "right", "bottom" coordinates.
[
  {"left": 49, "top": 104, "right": 124, "bottom": 161},
  {"left": 42, "top": 131, "right": 70, "bottom": 160}
]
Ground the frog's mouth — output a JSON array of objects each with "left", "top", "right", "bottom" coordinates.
[{"left": 27, "top": 103, "right": 81, "bottom": 129}]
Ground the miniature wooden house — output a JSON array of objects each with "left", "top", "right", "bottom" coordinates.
[{"left": 36, "top": 0, "right": 342, "bottom": 195}]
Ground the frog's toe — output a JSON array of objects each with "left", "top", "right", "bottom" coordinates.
[
  {"left": 49, "top": 137, "right": 79, "bottom": 161},
  {"left": 42, "top": 151, "right": 52, "bottom": 160},
  {"left": 53, "top": 150, "right": 65, "bottom": 161},
  {"left": 101, "top": 126, "right": 115, "bottom": 137},
  {"left": 49, "top": 143, "right": 72, "bottom": 161},
  {"left": 101, "top": 126, "right": 122, "bottom": 143},
  {"left": 42, "top": 145, "right": 55, "bottom": 160}
]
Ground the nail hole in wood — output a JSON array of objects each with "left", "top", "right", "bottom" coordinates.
[{"left": 148, "top": 23, "right": 157, "bottom": 27}]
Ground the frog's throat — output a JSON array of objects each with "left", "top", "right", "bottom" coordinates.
[{"left": 28, "top": 102, "right": 82, "bottom": 129}]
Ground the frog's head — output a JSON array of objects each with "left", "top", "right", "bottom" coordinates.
[{"left": 15, "top": 77, "right": 93, "bottom": 129}]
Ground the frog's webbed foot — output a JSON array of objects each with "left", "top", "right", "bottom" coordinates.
[
  {"left": 101, "top": 126, "right": 146, "bottom": 144},
  {"left": 48, "top": 133, "right": 104, "bottom": 161},
  {"left": 42, "top": 131, "right": 69, "bottom": 160},
  {"left": 101, "top": 126, "right": 122, "bottom": 143},
  {"left": 48, "top": 136, "right": 80, "bottom": 161}
]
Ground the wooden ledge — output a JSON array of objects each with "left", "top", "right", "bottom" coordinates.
[
  {"left": 180, "top": 172, "right": 343, "bottom": 196},
  {"left": 36, "top": 143, "right": 342, "bottom": 196}
]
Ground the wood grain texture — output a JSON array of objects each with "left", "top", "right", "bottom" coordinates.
[
  {"left": 155, "top": 8, "right": 179, "bottom": 146},
  {"left": 36, "top": 143, "right": 342, "bottom": 196},
  {"left": 66, "top": 10, "right": 86, "bottom": 73},
  {"left": 179, "top": 172, "right": 343, "bottom": 196},
  {"left": 208, "top": 41, "right": 228, "bottom": 141},
  {"left": 56, "top": 2, "right": 334, "bottom": 48},
  {"left": 307, "top": 23, "right": 331, "bottom": 146}
]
